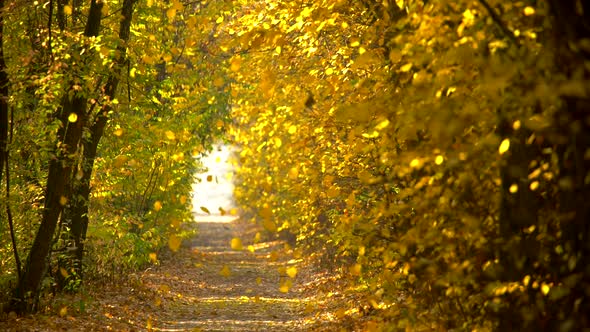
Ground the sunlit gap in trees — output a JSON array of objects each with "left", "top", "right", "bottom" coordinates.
[{"left": 191, "top": 144, "right": 238, "bottom": 223}]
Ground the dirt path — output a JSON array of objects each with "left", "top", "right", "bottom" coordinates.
[
  {"left": 143, "top": 216, "right": 311, "bottom": 331},
  {"left": 1, "top": 211, "right": 366, "bottom": 332},
  {"left": 2, "top": 216, "right": 351, "bottom": 331}
]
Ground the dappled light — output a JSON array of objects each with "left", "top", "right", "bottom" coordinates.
[{"left": 1, "top": 0, "right": 590, "bottom": 331}]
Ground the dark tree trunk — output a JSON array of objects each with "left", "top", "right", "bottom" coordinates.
[
  {"left": 58, "top": 0, "right": 136, "bottom": 285},
  {"left": 0, "top": 0, "right": 21, "bottom": 280},
  {"left": 497, "top": 1, "right": 590, "bottom": 329},
  {"left": 547, "top": 0, "right": 590, "bottom": 328},
  {"left": 11, "top": 0, "right": 104, "bottom": 313}
]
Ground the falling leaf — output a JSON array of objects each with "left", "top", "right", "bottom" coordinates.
[
  {"left": 541, "top": 283, "right": 550, "bottom": 295},
  {"left": 263, "top": 218, "right": 277, "bottom": 232},
  {"left": 286, "top": 266, "right": 298, "bottom": 278},
  {"left": 499, "top": 138, "right": 510, "bottom": 155},
  {"left": 165, "top": 131, "right": 176, "bottom": 140},
  {"left": 219, "top": 265, "right": 231, "bottom": 277},
  {"left": 149, "top": 253, "right": 157, "bottom": 263},
  {"left": 68, "top": 113, "right": 78, "bottom": 123},
  {"left": 166, "top": 8, "right": 176, "bottom": 20},
  {"left": 206, "top": 175, "right": 213, "bottom": 182},
  {"left": 168, "top": 235, "right": 182, "bottom": 252},
  {"left": 230, "top": 237, "right": 243, "bottom": 250},
  {"left": 59, "top": 267, "right": 69, "bottom": 278},
  {"left": 279, "top": 278, "right": 293, "bottom": 293},
  {"left": 400, "top": 63, "right": 413, "bottom": 72},
  {"left": 509, "top": 183, "right": 519, "bottom": 193},
  {"left": 200, "top": 206, "right": 211, "bottom": 214}
]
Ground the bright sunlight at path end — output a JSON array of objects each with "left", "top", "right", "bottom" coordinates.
[
  {"left": 149, "top": 145, "right": 309, "bottom": 331},
  {"left": 191, "top": 144, "right": 238, "bottom": 223}
]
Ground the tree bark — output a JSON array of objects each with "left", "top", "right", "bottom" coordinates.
[
  {"left": 60, "top": 0, "right": 136, "bottom": 283},
  {"left": 11, "top": 0, "right": 104, "bottom": 313}
]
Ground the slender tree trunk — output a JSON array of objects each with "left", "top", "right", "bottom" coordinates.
[
  {"left": 59, "top": 0, "right": 136, "bottom": 284},
  {"left": 0, "top": 0, "right": 21, "bottom": 280},
  {"left": 11, "top": 0, "right": 104, "bottom": 313}
]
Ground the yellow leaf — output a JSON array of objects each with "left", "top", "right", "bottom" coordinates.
[
  {"left": 59, "top": 306, "right": 68, "bottom": 317},
  {"left": 350, "top": 263, "right": 362, "bottom": 276},
  {"left": 325, "top": 67, "right": 334, "bottom": 75},
  {"left": 219, "top": 265, "right": 231, "bottom": 277},
  {"left": 230, "top": 237, "right": 243, "bottom": 251},
  {"left": 149, "top": 253, "right": 158, "bottom": 263},
  {"left": 274, "top": 137, "right": 282, "bottom": 147},
  {"left": 263, "top": 218, "right": 277, "bottom": 232},
  {"left": 286, "top": 266, "right": 297, "bottom": 278},
  {"left": 114, "top": 128, "right": 123, "bottom": 137},
  {"left": 153, "top": 201, "right": 162, "bottom": 211},
  {"left": 288, "top": 125, "right": 297, "bottom": 134},
  {"left": 256, "top": 276, "right": 262, "bottom": 285},
  {"left": 63, "top": 5, "right": 72, "bottom": 15},
  {"left": 400, "top": 63, "right": 413, "bottom": 72},
  {"left": 375, "top": 119, "right": 390, "bottom": 130},
  {"left": 326, "top": 186, "right": 340, "bottom": 198},
  {"left": 165, "top": 131, "right": 176, "bottom": 140},
  {"left": 59, "top": 196, "right": 68, "bottom": 206},
  {"left": 541, "top": 283, "right": 550, "bottom": 295},
  {"left": 247, "top": 245, "right": 255, "bottom": 253},
  {"left": 259, "top": 206, "right": 272, "bottom": 219},
  {"left": 509, "top": 183, "right": 519, "bottom": 193},
  {"left": 269, "top": 250, "right": 279, "bottom": 261},
  {"left": 213, "top": 77, "right": 224, "bottom": 87},
  {"left": 168, "top": 235, "right": 182, "bottom": 252},
  {"left": 172, "top": 0, "right": 184, "bottom": 10},
  {"left": 68, "top": 113, "right": 78, "bottom": 123},
  {"left": 288, "top": 167, "right": 299, "bottom": 180},
  {"left": 216, "top": 16, "right": 224, "bottom": 23},
  {"left": 279, "top": 278, "right": 293, "bottom": 293},
  {"left": 179, "top": 195, "right": 187, "bottom": 204},
  {"left": 59, "top": 267, "right": 69, "bottom": 278},
  {"left": 435, "top": 155, "right": 444, "bottom": 165},
  {"left": 230, "top": 57, "right": 242, "bottom": 72},
  {"left": 166, "top": 8, "right": 176, "bottom": 20},
  {"left": 499, "top": 138, "right": 510, "bottom": 155},
  {"left": 523, "top": 6, "right": 535, "bottom": 16}
]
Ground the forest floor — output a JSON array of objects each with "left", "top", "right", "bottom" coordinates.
[{"left": 0, "top": 216, "right": 364, "bottom": 331}]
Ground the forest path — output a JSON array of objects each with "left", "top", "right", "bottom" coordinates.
[
  {"left": 1, "top": 216, "right": 347, "bottom": 331},
  {"left": 142, "top": 215, "right": 313, "bottom": 331}
]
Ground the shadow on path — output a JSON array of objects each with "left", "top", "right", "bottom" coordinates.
[{"left": 144, "top": 216, "right": 312, "bottom": 332}]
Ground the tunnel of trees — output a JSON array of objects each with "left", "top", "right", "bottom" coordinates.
[{"left": 0, "top": 0, "right": 589, "bottom": 330}]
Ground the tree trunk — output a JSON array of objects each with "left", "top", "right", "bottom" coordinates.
[
  {"left": 58, "top": 0, "right": 136, "bottom": 286},
  {"left": 548, "top": 0, "right": 590, "bottom": 328},
  {"left": 11, "top": 0, "right": 104, "bottom": 313}
]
